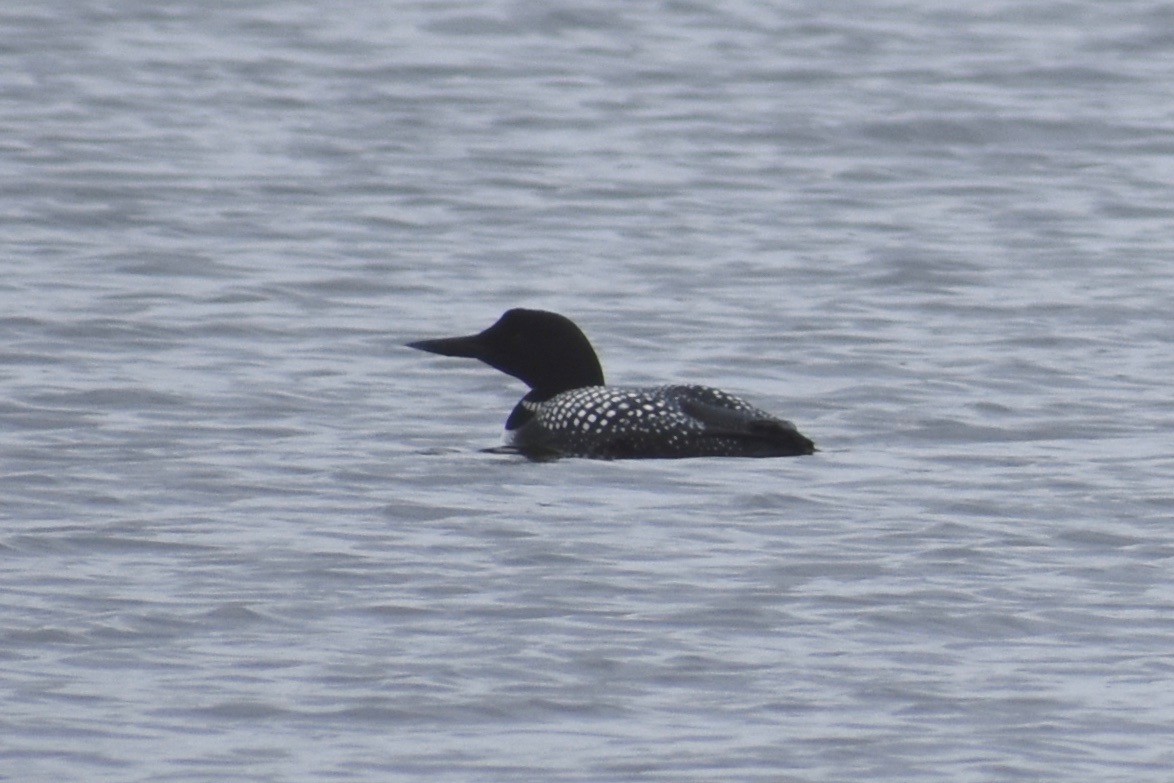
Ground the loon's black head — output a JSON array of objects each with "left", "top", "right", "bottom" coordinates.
[{"left": 407, "top": 309, "right": 605, "bottom": 399}]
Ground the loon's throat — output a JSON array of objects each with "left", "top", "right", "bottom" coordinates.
[{"left": 505, "top": 400, "right": 532, "bottom": 431}]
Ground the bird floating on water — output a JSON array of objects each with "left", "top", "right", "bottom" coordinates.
[{"left": 408, "top": 308, "right": 815, "bottom": 460}]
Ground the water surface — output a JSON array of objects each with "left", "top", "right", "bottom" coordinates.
[{"left": 2, "top": 1, "right": 1172, "bottom": 780}]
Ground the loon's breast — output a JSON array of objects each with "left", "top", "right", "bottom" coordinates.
[{"left": 507, "top": 385, "right": 815, "bottom": 460}]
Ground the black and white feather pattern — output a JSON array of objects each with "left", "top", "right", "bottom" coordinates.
[{"left": 507, "top": 385, "right": 813, "bottom": 459}]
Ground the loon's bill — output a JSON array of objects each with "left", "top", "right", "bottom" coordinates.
[{"left": 408, "top": 308, "right": 815, "bottom": 460}]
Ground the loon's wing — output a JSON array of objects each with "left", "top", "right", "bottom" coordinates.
[
  {"left": 679, "top": 396, "right": 815, "bottom": 453},
  {"left": 678, "top": 396, "right": 793, "bottom": 436}
]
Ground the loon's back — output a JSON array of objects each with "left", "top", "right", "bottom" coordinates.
[{"left": 508, "top": 384, "right": 815, "bottom": 460}]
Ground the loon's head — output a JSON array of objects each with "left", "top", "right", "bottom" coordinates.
[{"left": 407, "top": 309, "right": 605, "bottom": 399}]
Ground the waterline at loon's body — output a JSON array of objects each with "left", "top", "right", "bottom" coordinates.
[{"left": 407, "top": 308, "right": 815, "bottom": 460}]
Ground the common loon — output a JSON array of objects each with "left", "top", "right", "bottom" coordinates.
[{"left": 407, "top": 308, "right": 815, "bottom": 460}]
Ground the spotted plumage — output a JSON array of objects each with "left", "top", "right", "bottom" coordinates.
[
  {"left": 408, "top": 309, "right": 815, "bottom": 460},
  {"left": 508, "top": 385, "right": 808, "bottom": 459}
]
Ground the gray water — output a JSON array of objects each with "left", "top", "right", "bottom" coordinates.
[{"left": 2, "top": 1, "right": 1172, "bottom": 780}]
